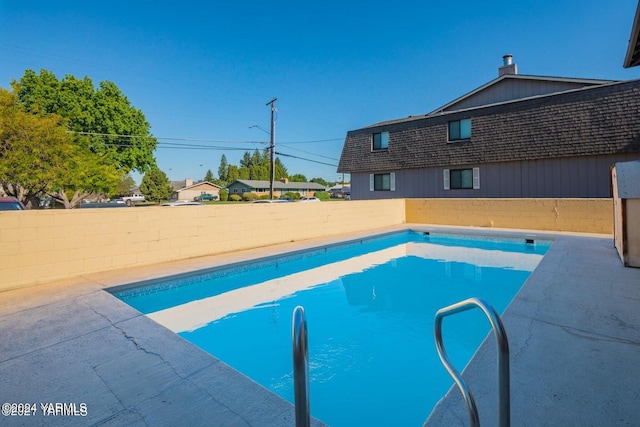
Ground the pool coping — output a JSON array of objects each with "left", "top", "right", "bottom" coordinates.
[{"left": 1, "top": 224, "right": 638, "bottom": 425}]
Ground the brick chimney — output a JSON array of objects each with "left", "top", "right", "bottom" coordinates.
[
  {"left": 280, "top": 178, "right": 289, "bottom": 184},
  {"left": 498, "top": 54, "right": 518, "bottom": 76},
  {"left": 185, "top": 178, "right": 193, "bottom": 187}
]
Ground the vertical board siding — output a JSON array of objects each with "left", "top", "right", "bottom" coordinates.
[{"left": 350, "top": 153, "right": 639, "bottom": 199}]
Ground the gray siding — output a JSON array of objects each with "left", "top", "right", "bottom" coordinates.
[
  {"left": 350, "top": 153, "right": 640, "bottom": 200},
  {"left": 445, "top": 78, "right": 603, "bottom": 111}
]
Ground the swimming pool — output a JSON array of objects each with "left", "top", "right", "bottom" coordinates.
[{"left": 112, "top": 230, "right": 551, "bottom": 426}]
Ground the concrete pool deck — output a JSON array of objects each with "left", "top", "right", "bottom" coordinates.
[{"left": 1, "top": 225, "right": 639, "bottom": 425}]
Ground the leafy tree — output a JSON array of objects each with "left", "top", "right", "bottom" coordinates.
[
  {"left": 239, "top": 166, "right": 250, "bottom": 180},
  {"left": 12, "top": 69, "right": 157, "bottom": 173},
  {"left": 310, "top": 177, "right": 328, "bottom": 187},
  {"left": 289, "top": 173, "right": 307, "bottom": 182},
  {"left": 219, "top": 188, "right": 229, "bottom": 201},
  {"left": 50, "top": 141, "right": 122, "bottom": 208},
  {"left": 227, "top": 165, "right": 240, "bottom": 183},
  {"left": 0, "top": 88, "right": 70, "bottom": 208},
  {"left": 117, "top": 174, "right": 137, "bottom": 196},
  {"left": 204, "top": 169, "right": 214, "bottom": 182},
  {"left": 140, "top": 167, "right": 173, "bottom": 203},
  {"left": 240, "top": 151, "right": 251, "bottom": 168},
  {"left": 218, "top": 154, "right": 228, "bottom": 181},
  {"left": 274, "top": 157, "right": 288, "bottom": 180}
]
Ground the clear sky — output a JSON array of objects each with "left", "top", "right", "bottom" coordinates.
[{"left": 1, "top": 0, "right": 639, "bottom": 184}]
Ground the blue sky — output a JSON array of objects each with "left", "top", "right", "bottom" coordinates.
[{"left": 1, "top": 0, "right": 639, "bottom": 184}]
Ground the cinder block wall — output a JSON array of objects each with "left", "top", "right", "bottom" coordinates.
[
  {"left": 405, "top": 198, "right": 613, "bottom": 234},
  {"left": 0, "top": 200, "right": 405, "bottom": 291}
]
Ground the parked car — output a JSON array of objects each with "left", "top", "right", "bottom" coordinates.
[
  {"left": 160, "top": 201, "right": 204, "bottom": 206},
  {"left": 0, "top": 197, "right": 26, "bottom": 211},
  {"left": 299, "top": 197, "right": 321, "bottom": 203},
  {"left": 251, "top": 199, "right": 290, "bottom": 204},
  {"left": 193, "top": 194, "right": 218, "bottom": 202},
  {"left": 120, "top": 194, "right": 145, "bottom": 206},
  {"left": 79, "top": 202, "right": 129, "bottom": 208}
]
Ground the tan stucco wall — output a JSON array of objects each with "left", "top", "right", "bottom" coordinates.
[
  {"left": 1, "top": 198, "right": 616, "bottom": 291},
  {"left": 0, "top": 200, "right": 405, "bottom": 291},
  {"left": 405, "top": 198, "right": 613, "bottom": 234}
]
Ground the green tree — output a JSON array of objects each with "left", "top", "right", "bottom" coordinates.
[
  {"left": 240, "top": 151, "right": 251, "bottom": 168},
  {"left": 219, "top": 188, "right": 229, "bottom": 201},
  {"left": 218, "top": 154, "right": 228, "bottom": 181},
  {"left": 117, "top": 174, "right": 137, "bottom": 196},
  {"left": 274, "top": 157, "right": 288, "bottom": 180},
  {"left": 227, "top": 165, "right": 240, "bottom": 183},
  {"left": 310, "top": 177, "right": 328, "bottom": 187},
  {"left": 140, "top": 167, "right": 173, "bottom": 203},
  {"left": 289, "top": 173, "right": 307, "bottom": 182},
  {"left": 49, "top": 140, "right": 122, "bottom": 209},
  {"left": 239, "top": 166, "right": 250, "bottom": 180},
  {"left": 0, "top": 88, "right": 70, "bottom": 208},
  {"left": 204, "top": 169, "right": 214, "bottom": 182},
  {"left": 12, "top": 69, "right": 157, "bottom": 173}
]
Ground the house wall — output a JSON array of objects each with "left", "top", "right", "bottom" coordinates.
[
  {"left": 351, "top": 153, "right": 640, "bottom": 200},
  {"left": 445, "top": 78, "right": 601, "bottom": 111},
  {"left": 405, "top": 198, "right": 613, "bottom": 234},
  {"left": 0, "top": 200, "right": 405, "bottom": 291}
]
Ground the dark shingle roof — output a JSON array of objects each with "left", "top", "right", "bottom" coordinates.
[{"left": 338, "top": 79, "right": 640, "bottom": 173}]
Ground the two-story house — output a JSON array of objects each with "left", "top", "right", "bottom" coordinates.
[{"left": 338, "top": 56, "right": 640, "bottom": 200}]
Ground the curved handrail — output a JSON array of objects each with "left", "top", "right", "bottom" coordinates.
[
  {"left": 292, "top": 306, "right": 310, "bottom": 427},
  {"left": 434, "top": 297, "right": 510, "bottom": 427}
]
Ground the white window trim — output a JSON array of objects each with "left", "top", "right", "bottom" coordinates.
[
  {"left": 444, "top": 167, "right": 480, "bottom": 190},
  {"left": 369, "top": 172, "right": 395, "bottom": 191}
]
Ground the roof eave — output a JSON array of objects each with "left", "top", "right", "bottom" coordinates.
[{"left": 624, "top": 1, "right": 640, "bottom": 68}]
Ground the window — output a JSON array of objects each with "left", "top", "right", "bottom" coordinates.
[
  {"left": 372, "top": 131, "right": 389, "bottom": 151},
  {"left": 443, "top": 168, "right": 479, "bottom": 190},
  {"left": 448, "top": 118, "right": 471, "bottom": 141},
  {"left": 369, "top": 173, "right": 395, "bottom": 191}
]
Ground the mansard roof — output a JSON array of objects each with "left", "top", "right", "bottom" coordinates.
[{"left": 338, "top": 79, "right": 640, "bottom": 173}]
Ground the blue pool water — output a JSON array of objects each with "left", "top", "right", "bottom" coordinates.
[{"left": 113, "top": 231, "right": 551, "bottom": 426}]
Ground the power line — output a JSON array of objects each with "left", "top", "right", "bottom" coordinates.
[
  {"left": 278, "top": 143, "right": 339, "bottom": 161},
  {"left": 68, "top": 130, "right": 341, "bottom": 167},
  {"left": 275, "top": 151, "right": 338, "bottom": 167},
  {"left": 68, "top": 131, "right": 264, "bottom": 145}
]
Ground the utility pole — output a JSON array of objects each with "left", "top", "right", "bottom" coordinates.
[{"left": 266, "top": 98, "right": 277, "bottom": 200}]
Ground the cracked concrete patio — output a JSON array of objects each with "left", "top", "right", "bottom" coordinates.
[{"left": 1, "top": 225, "right": 639, "bottom": 426}]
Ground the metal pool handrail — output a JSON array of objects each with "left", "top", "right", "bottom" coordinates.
[
  {"left": 292, "top": 306, "right": 310, "bottom": 427},
  {"left": 434, "top": 297, "right": 510, "bottom": 427}
]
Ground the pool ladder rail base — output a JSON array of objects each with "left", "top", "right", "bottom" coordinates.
[
  {"left": 292, "top": 306, "right": 310, "bottom": 427},
  {"left": 434, "top": 297, "right": 511, "bottom": 427}
]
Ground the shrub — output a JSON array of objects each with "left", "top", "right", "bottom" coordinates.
[
  {"left": 229, "top": 194, "right": 242, "bottom": 202},
  {"left": 242, "top": 192, "right": 258, "bottom": 201},
  {"left": 314, "top": 191, "right": 330, "bottom": 200},
  {"left": 281, "top": 192, "right": 301, "bottom": 200},
  {"left": 258, "top": 194, "right": 271, "bottom": 200},
  {"left": 219, "top": 188, "right": 229, "bottom": 201}
]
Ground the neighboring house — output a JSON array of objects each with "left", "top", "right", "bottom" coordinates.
[
  {"left": 338, "top": 56, "right": 640, "bottom": 200},
  {"left": 170, "top": 178, "right": 222, "bottom": 201},
  {"left": 226, "top": 178, "right": 326, "bottom": 198},
  {"left": 328, "top": 184, "right": 351, "bottom": 198}
]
